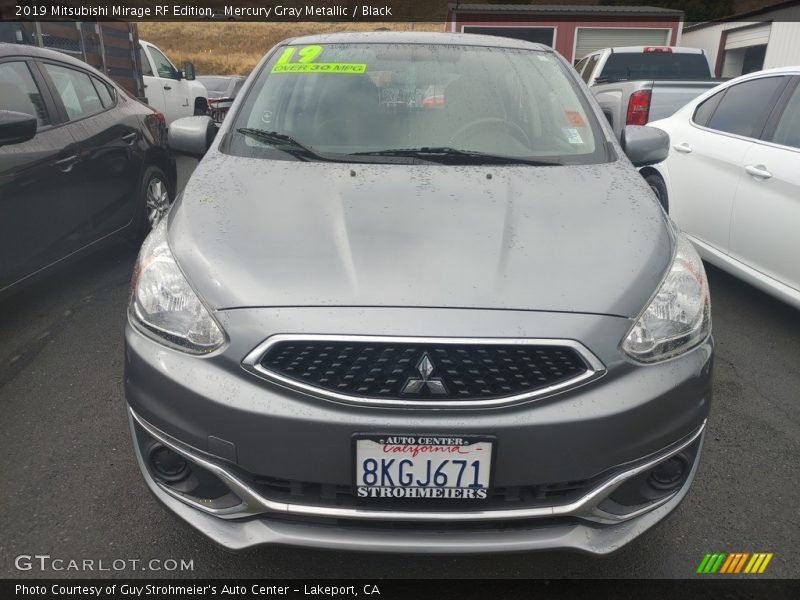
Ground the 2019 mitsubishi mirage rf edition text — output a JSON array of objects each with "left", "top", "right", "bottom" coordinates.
[{"left": 124, "top": 33, "right": 713, "bottom": 554}]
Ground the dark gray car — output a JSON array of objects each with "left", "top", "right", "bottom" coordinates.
[{"left": 124, "top": 32, "right": 713, "bottom": 554}]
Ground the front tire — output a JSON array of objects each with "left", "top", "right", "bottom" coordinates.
[
  {"left": 130, "top": 165, "right": 173, "bottom": 241},
  {"left": 194, "top": 97, "right": 208, "bottom": 116},
  {"left": 644, "top": 172, "right": 668, "bottom": 211}
]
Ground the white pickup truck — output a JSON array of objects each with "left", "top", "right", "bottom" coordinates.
[
  {"left": 575, "top": 46, "right": 722, "bottom": 139},
  {"left": 138, "top": 40, "right": 208, "bottom": 124}
]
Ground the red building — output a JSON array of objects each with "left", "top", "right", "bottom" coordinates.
[{"left": 446, "top": 3, "right": 685, "bottom": 63}]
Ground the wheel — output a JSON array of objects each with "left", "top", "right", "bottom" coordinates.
[
  {"left": 449, "top": 117, "right": 531, "bottom": 149},
  {"left": 194, "top": 97, "right": 208, "bottom": 116},
  {"left": 644, "top": 172, "right": 668, "bottom": 211},
  {"left": 130, "top": 165, "right": 173, "bottom": 241}
]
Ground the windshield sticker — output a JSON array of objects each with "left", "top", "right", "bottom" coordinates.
[
  {"left": 272, "top": 45, "right": 366, "bottom": 74},
  {"left": 565, "top": 111, "right": 587, "bottom": 127},
  {"left": 562, "top": 127, "right": 584, "bottom": 145}
]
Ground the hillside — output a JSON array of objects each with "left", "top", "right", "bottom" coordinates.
[{"left": 138, "top": 22, "right": 444, "bottom": 76}]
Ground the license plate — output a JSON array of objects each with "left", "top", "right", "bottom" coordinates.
[{"left": 354, "top": 434, "right": 493, "bottom": 500}]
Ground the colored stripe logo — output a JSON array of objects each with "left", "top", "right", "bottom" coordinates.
[{"left": 697, "top": 552, "right": 774, "bottom": 574}]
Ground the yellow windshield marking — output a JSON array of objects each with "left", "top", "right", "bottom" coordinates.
[{"left": 272, "top": 45, "right": 366, "bottom": 74}]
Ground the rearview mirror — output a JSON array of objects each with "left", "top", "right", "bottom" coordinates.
[
  {"left": 183, "top": 61, "right": 196, "bottom": 81},
  {"left": 168, "top": 116, "right": 215, "bottom": 158},
  {"left": 621, "top": 125, "right": 669, "bottom": 167},
  {"left": 0, "top": 110, "right": 37, "bottom": 146}
]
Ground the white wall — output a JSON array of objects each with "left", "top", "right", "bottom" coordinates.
[
  {"left": 682, "top": 5, "right": 800, "bottom": 73},
  {"left": 763, "top": 20, "right": 800, "bottom": 69}
]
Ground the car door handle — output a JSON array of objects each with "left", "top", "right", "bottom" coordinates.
[
  {"left": 745, "top": 164, "right": 772, "bottom": 180},
  {"left": 673, "top": 143, "right": 692, "bottom": 154},
  {"left": 53, "top": 155, "right": 79, "bottom": 173},
  {"left": 163, "top": 85, "right": 172, "bottom": 91},
  {"left": 122, "top": 132, "right": 137, "bottom": 145}
]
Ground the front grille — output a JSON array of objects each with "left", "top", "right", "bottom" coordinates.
[
  {"left": 245, "top": 473, "right": 605, "bottom": 512},
  {"left": 257, "top": 340, "right": 591, "bottom": 403}
]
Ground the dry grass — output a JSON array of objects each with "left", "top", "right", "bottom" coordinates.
[{"left": 137, "top": 22, "right": 444, "bottom": 76}]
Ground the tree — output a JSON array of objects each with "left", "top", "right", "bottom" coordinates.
[{"left": 599, "top": 0, "right": 734, "bottom": 22}]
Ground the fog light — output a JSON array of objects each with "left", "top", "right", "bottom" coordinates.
[
  {"left": 148, "top": 444, "right": 189, "bottom": 483},
  {"left": 648, "top": 455, "right": 688, "bottom": 490}
]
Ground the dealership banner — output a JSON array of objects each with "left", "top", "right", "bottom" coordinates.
[
  {"left": 3, "top": 579, "right": 800, "bottom": 599},
  {"left": 1, "top": 0, "right": 797, "bottom": 23}
]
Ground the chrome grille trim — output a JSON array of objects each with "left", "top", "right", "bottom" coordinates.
[{"left": 241, "top": 335, "right": 606, "bottom": 408}]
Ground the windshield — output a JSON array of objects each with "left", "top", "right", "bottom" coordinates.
[{"left": 226, "top": 42, "right": 609, "bottom": 165}]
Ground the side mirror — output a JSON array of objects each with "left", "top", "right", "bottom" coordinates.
[
  {"left": 0, "top": 110, "right": 37, "bottom": 146},
  {"left": 168, "top": 116, "right": 215, "bottom": 158},
  {"left": 183, "top": 61, "right": 196, "bottom": 81},
  {"left": 621, "top": 125, "right": 670, "bottom": 167}
]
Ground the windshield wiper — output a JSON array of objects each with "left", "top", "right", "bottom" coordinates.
[
  {"left": 236, "top": 128, "right": 333, "bottom": 161},
  {"left": 349, "top": 147, "right": 563, "bottom": 166}
]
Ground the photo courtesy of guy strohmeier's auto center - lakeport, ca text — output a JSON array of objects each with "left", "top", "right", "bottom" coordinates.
[{"left": 0, "top": 0, "right": 798, "bottom": 598}]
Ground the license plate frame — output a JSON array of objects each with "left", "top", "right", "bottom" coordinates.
[{"left": 352, "top": 433, "right": 496, "bottom": 501}]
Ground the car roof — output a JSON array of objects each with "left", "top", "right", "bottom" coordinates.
[
  {"left": 283, "top": 31, "right": 553, "bottom": 52},
  {"left": 0, "top": 42, "right": 112, "bottom": 80},
  {"left": 734, "top": 65, "right": 800, "bottom": 77}
]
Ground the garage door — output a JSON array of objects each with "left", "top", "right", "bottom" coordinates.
[
  {"left": 724, "top": 24, "right": 771, "bottom": 50},
  {"left": 463, "top": 26, "right": 555, "bottom": 47},
  {"left": 574, "top": 28, "right": 671, "bottom": 60}
]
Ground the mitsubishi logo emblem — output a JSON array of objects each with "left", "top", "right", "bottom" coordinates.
[{"left": 401, "top": 353, "right": 448, "bottom": 395}]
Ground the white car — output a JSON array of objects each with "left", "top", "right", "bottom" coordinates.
[
  {"left": 647, "top": 67, "right": 800, "bottom": 309},
  {"left": 138, "top": 40, "right": 207, "bottom": 124}
]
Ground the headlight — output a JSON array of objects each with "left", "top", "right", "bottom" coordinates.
[
  {"left": 622, "top": 233, "right": 711, "bottom": 363},
  {"left": 129, "top": 218, "right": 225, "bottom": 354}
]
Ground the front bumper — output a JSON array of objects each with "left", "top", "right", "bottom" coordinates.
[
  {"left": 124, "top": 306, "right": 713, "bottom": 553},
  {"left": 130, "top": 408, "right": 705, "bottom": 554}
]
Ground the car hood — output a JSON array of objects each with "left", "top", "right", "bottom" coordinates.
[{"left": 169, "top": 153, "right": 673, "bottom": 317}]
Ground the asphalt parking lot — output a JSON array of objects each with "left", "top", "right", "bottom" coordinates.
[{"left": 1, "top": 157, "right": 798, "bottom": 579}]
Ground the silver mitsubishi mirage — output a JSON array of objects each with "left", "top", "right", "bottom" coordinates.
[{"left": 125, "top": 32, "right": 713, "bottom": 554}]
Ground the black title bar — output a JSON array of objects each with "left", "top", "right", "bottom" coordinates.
[{"left": 4, "top": 579, "right": 800, "bottom": 600}]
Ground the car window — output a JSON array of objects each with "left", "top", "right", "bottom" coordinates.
[
  {"left": 138, "top": 47, "right": 153, "bottom": 77},
  {"left": 147, "top": 46, "right": 177, "bottom": 80},
  {"left": 574, "top": 57, "right": 588, "bottom": 75},
  {"left": 43, "top": 63, "right": 105, "bottom": 120},
  {"left": 770, "top": 83, "right": 800, "bottom": 149},
  {"left": 599, "top": 52, "right": 711, "bottom": 81},
  {"left": 692, "top": 90, "right": 724, "bottom": 127},
  {"left": 91, "top": 76, "right": 115, "bottom": 108},
  {"left": 582, "top": 55, "right": 599, "bottom": 83},
  {"left": 706, "top": 76, "right": 788, "bottom": 139},
  {"left": 231, "top": 43, "right": 608, "bottom": 165},
  {"left": 0, "top": 61, "right": 51, "bottom": 126}
]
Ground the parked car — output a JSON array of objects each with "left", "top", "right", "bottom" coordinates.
[
  {"left": 197, "top": 75, "right": 246, "bottom": 123},
  {"left": 576, "top": 46, "right": 722, "bottom": 140},
  {"left": 198, "top": 75, "right": 246, "bottom": 100},
  {"left": 0, "top": 20, "right": 147, "bottom": 101},
  {"left": 648, "top": 67, "right": 800, "bottom": 309},
  {"left": 139, "top": 40, "right": 207, "bottom": 124},
  {"left": 0, "top": 43, "right": 176, "bottom": 297},
  {"left": 0, "top": 23, "right": 206, "bottom": 125},
  {"left": 125, "top": 32, "right": 712, "bottom": 554}
]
